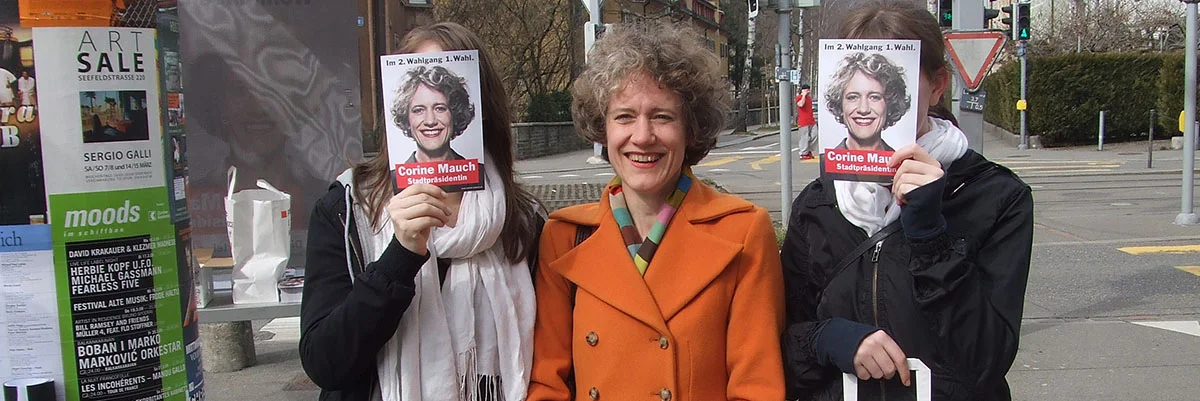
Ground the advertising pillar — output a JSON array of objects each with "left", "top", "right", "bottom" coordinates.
[{"left": 0, "top": 1, "right": 204, "bottom": 400}]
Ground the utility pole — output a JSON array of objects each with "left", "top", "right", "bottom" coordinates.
[
  {"left": 583, "top": 0, "right": 607, "bottom": 165},
  {"left": 777, "top": 0, "right": 794, "bottom": 226},
  {"left": 1003, "top": 1, "right": 1031, "bottom": 149},
  {"left": 951, "top": 0, "right": 985, "bottom": 151},
  {"left": 1018, "top": 40, "right": 1028, "bottom": 149},
  {"left": 1177, "top": 0, "right": 1199, "bottom": 225},
  {"left": 737, "top": 0, "right": 758, "bottom": 133}
]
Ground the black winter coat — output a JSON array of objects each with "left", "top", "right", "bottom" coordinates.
[
  {"left": 298, "top": 181, "right": 543, "bottom": 401},
  {"left": 299, "top": 182, "right": 426, "bottom": 401},
  {"left": 780, "top": 149, "right": 1034, "bottom": 401}
]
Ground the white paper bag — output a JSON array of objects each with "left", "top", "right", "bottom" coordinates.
[
  {"left": 843, "top": 358, "right": 931, "bottom": 401},
  {"left": 225, "top": 166, "right": 291, "bottom": 304}
]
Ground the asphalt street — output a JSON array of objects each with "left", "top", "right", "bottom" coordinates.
[{"left": 203, "top": 127, "right": 1200, "bottom": 401}]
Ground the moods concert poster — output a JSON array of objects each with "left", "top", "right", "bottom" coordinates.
[
  {"left": 380, "top": 50, "right": 485, "bottom": 192},
  {"left": 817, "top": 39, "right": 921, "bottom": 183}
]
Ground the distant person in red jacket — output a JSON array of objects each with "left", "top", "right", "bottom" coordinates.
[{"left": 796, "top": 83, "right": 818, "bottom": 160}]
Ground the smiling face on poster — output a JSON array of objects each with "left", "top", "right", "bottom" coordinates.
[
  {"left": 381, "top": 50, "right": 485, "bottom": 192},
  {"left": 818, "top": 39, "right": 921, "bottom": 183}
]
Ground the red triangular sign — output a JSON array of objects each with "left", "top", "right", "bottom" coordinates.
[{"left": 944, "top": 31, "right": 1007, "bottom": 91}]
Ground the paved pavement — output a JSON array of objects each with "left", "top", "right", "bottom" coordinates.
[{"left": 202, "top": 124, "right": 1200, "bottom": 400}]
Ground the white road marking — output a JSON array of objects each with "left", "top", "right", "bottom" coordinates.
[{"left": 1132, "top": 321, "right": 1200, "bottom": 338}]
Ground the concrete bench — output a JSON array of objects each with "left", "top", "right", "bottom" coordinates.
[{"left": 195, "top": 249, "right": 301, "bottom": 373}]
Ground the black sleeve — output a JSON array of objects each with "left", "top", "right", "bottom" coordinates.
[
  {"left": 905, "top": 184, "right": 1034, "bottom": 393},
  {"left": 298, "top": 187, "right": 427, "bottom": 391},
  {"left": 779, "top": 194, "right": 837, "bottom": 399}
]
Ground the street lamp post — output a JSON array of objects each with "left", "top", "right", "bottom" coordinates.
[
  {"left": 583, "top": 0, "right": 608, "bottom": 165},
  {"left": 776, "top": 0, "right": 793, "bottom": 227},
  {"left": 1177, "top": 0, "right": 1199, "bottom": 225}
]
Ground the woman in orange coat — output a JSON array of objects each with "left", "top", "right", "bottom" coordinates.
[{"left": 526, "top": 20, "right": 786, "bottom": 401}]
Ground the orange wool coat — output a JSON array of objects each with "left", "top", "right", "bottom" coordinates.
[{"left": 526, "top": 180, "right": 786, "bottom": 401}]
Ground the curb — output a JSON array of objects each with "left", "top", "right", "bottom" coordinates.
[
  {"left": 714, "top": 130, "right": 782, "bottom": 149},
  {"left": 1018, "top": 168, "right": 1200, "bottom": 179},
  {"left": 517, "top": 164, "right": 611, "bottom": 176}
]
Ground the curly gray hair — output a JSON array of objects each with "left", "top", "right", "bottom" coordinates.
[
  {"left": 823, "top": 52, "right": 911, "bottom": 130},
  {"left": 570, "top": 21, "right": 730, "bottom": 166}
]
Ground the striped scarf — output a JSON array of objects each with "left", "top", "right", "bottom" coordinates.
[{"left": 608, "top": 169, "right": 694, "bottom": 275}]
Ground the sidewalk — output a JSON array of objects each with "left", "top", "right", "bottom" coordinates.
[
  {"left": 515, "top": 124, "right": 778, "bottom": 175},
  {"left": 202, "top": 123, "right": 1199, "bottom": 401}
]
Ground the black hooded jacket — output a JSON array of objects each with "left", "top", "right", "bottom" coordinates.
[{"left": 780, "top": 149, "right": 1034, "bottom": 400}]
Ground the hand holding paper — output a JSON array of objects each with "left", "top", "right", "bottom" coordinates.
[
  {"left": 387, "top": 183, "right": 452, "bottom": 255},
  {"left": 853, "top": 330, "right": 911, "bottom": 387},
  {"left": 889, "top": 144, "right": 944, "bottom": 204}
]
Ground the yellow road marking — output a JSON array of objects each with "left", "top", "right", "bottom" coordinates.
[
  {"left": 1118, "top": 245, "right": 1200, "bottom": 255},
  {"left": 697, "top": 156, "right": 746, "bottom": 167},
  {"left": 749, "top": 155, "right": 781, "bottom": 170},
  {"left": 1178, "top": 266, "right": 1200, "bottom": 277}
]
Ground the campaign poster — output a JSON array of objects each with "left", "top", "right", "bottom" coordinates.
[
  {"left": 381, "top": 50, "right": 485, "bottom": 192},
  {"left": 34, "top": 25, "right": 190, "bottom": 401},
  {"left": 817, "top": 39, "right": 921, "bottom": 183}
]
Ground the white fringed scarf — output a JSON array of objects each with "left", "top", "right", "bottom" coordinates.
[
  {"left": 834, "top": 117, "right": 969, "bottom": 236},
  {"left": 350, "top": 155, "right": 535, "bottom": 401}
]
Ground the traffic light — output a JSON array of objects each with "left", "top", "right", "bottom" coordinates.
[
  {"left": 1000, "top": 3, "right": 1017, "bottom": 40},
  {"left": 749, "top": 0, "right": 759, "bottom": 18},
  {"left": 984, "top": 8, "right": 1000, "bottom": 27},
  {"left": 938, "top": 0, "right": 953, "bottom": 27},
  {"left": 1016, "top": 1, "right": 1031, "bottom": 40}
]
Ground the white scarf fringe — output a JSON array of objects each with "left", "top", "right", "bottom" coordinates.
[{"left": 835, "top": 117, "right": 970, "bottom": 236}]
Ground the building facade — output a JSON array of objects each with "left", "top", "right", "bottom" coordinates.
[{"left": 598, "top": 0, "right": 731, "bottom": 79}]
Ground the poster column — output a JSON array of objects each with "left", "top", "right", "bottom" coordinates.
[{"left": 33, "top": 24, "right": 191, "bottom": 401}]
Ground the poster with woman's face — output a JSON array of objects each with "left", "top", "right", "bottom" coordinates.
[
  {"left": 817, "top": 39, "right": 921, "bottom": 183},
  {"left": 381, "top": 50, "right": 485, "bottom": 192}
]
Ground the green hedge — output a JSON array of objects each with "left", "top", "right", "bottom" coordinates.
[
  {"left": 983, "top": 53, "right": 1192, "bottom": 147},
  {"left": 524, "top": 90, "right": 573, "bottom": 122},
  {"left": 1157, "top": 55, "right": 1187, "bottom": 133}
]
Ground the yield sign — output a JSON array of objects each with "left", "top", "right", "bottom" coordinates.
[{"left": 944, "top": 31, "right": 1007, "bottom": 92}]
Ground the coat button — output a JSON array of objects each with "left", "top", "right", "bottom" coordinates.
[
  {"left": 657, "top": 336, "right": 669, "bottom": 349},
  {"left": 586, "top": 331, "right": 599, "bottom": 346},
  {"left": 658, "top": 388, "right": 672, "bottom": 401},
  {"left": 589, "top": 387, "right": 600, "bottom": 400}
]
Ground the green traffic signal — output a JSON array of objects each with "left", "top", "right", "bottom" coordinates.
[
  {"left": 938, "top": 0, "right": 952, "bottom": 27},
  {"left": 1015, "top": 2, "right": 1031, "bottom": 40}
]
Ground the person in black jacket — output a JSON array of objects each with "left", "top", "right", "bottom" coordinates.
[
  {"left": 780, "top": 2, "right": 1034, "bottom": 400},
  {"left": 299, "top": 22, "right": 544, "bottom": 401}
]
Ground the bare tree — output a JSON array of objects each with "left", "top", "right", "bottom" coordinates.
[
  {"left": 435, "top": 0, "right": 581, "bottom": 121},
  {"left": 1032, "top": 0, "right": 1186, "bottom": 54}
]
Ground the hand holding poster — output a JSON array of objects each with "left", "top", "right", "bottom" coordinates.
[
  {"left": 381, "top": 51, "right": 485, "bottom": 192},
  {"left": 818, "top": 39, "right": 921, "bottom": 183}
]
